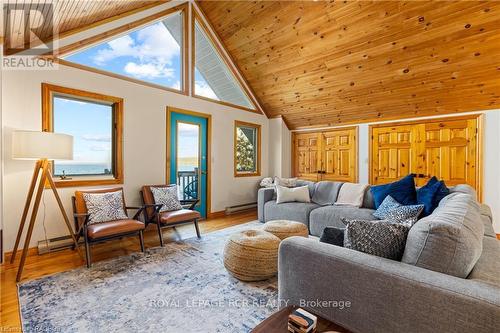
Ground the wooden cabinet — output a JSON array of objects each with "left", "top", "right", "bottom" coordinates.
[
  {"left": 370, "top": 115, "right": 482, "bottom": 195},
  {"left": 293, "top": 127, "right": 358, "bottom": 182}
]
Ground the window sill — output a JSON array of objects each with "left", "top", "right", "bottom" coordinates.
[{"left": 51, "top": 176, "right": 123, "bottom": 188}]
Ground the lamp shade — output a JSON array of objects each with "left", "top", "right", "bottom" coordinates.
[{"left": 12, "top": 130, "right": 73, "bottom": 160}]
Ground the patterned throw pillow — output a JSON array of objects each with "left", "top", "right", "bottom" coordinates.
[
  {"left": 151, "top": 186, "right": 182, "bottom": 212},
  {"left": 383, "top": 204, "right": 424, "bottom": 226},
  {"left": 82, "top": 191, "right": 128, "bottom": 225},
  {"left": 342, "top": 218, "right": 410, "bottom": 260},
  {"left": 373, "top": 195, "right": 401, "bottom": 219}
]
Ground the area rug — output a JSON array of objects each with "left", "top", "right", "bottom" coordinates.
[{"left": 18, "top": 221, "right": 278, "bottom": 333}]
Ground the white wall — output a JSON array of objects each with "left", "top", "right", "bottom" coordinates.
[
  {"left": 268, "top": 117, "right": 291, "bottom": 178},
  {"left": 1, "top": 64, "right": 269, "bottom": 251},
  {"left": 283, "top": 111, "right": 500, "bottom": 233}
]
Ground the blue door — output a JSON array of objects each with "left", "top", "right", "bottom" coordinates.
[{"left": 169, "top": 111, "right": 208, "bottom": 218}]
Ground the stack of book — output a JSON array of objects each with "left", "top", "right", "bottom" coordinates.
[{"left": 288, "top": 308, "right": 317, "bottom": 333}]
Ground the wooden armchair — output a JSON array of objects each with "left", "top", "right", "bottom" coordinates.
[
  {"left": 141, "top": 184, "right": 201, "bottom": 247},
  {"left": 72, "top": 188, "right": 146, "bottom": 268}
]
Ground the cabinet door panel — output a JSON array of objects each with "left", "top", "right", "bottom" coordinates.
[
  {"left": 371, "top": 125, "right": 417, "bottom": 184},
  {"left": 293, "top": 133, "right": 320, "bottom": 181},
  {"left": 370, "top": 116, "right": 479, "bottom": 195},
  {"left": 322, "top": 128, "right": 357, "bottom": 182}
]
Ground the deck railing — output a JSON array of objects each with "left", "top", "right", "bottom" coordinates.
[{"left": 177, "top": 170, "right": 198, "bottom": 200}]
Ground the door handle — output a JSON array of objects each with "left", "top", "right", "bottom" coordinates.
[{"left": 200, "top": 171, "right": 207, "bottom": 175}]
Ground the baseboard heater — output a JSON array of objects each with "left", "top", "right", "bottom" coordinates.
[
  {"left": 225, "top": 202, "right": 257, "bottom": 215},
  {"left": 38, "top": 235, "right": 83, "bottom": 255}
]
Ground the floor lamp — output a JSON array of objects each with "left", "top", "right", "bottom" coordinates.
[{"left": 10, "top": 130, "right": 82, "bottom": 282}]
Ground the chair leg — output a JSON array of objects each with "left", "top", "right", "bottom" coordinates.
[
  {"left": 84, "top": 233, "right": 92, "bottom": 268},
  {"left": 194, "top": 219, "right": 201, "bottom": 239},
  {"left": 156, "top": 220, "right": 164, "bottom": 247},
  {"left": 139, "top": 230, "right": 145, "bottom": 252}
]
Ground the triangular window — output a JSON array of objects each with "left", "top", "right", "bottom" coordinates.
[
  {"left": 193, "top": 18, "right": 254, "bottom": 110},
  {"left": 63, "top": 10, "right": 184, "bottom": 91}
]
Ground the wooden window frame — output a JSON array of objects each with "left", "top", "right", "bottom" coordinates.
[
  {"left": 234, "top": 120, "right": 261, "bottom": 178},
  {"left": 55, "top": 3, "right": 189, "bottom": 95},
  {"left": 42, "top": 83, "right": 124, "bottom": 188}
]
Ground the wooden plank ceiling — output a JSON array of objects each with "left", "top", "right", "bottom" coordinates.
[
  {"left": 198, "top": 1, "right": 500, "bottom": 129},
  {"left": 4, "top": 0, "right": 166, "bottom": 53}
]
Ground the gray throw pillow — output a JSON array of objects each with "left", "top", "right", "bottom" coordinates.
[
  {"left": 82, "top": 191, "right": 128, "bottom": 224},
  {"left": 342, "top": 218, "right": 410, "bottom": 260},
  {"left": 151, "top": 186, "right": 182, "bottom": 212},
  {"left": 382, "top": 204, "right": 424, "bottom": 226}
]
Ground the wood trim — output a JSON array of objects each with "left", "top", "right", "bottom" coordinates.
[
  {"left": 55, "top": 59, "right": 188, "bottom": 96},
  {"left": 354, "top": 126, "right": 360, "bottom": 183},
  {"left": 207, "top": 210, "right": 226, "bottom": 219},
  {"left": 368, "top": 114, "right": 483, "bottom": 129},
  {"left": 476, "top": 114, "right": 484, "bottom": 202},
  {"left": 234, "top": 120, "right": 262, "bottom": 178},
  {"left": 41, "top": 83, "right": 124, "bottom": 188},
  {"left": 497, "top": 234, "right": 500, "bottom": 240},
  {"left": 166, "top": 106, "right": 212, "bottom": 216},
  {"left": 191, "top": 6, "right": 264, "bottom": 115},
  {"left": 56, "top": 3, "right": 188, "bottom": 57}
]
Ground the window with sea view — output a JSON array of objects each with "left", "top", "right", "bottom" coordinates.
[
  {"left": 42, "top": 83, "right": 124, "bottom": 187},
  {"left": 53, "top": 96, "right": 113, "bottom": 177}
]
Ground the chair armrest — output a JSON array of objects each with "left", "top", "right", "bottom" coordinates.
[
  {"left": 279, "top": 237, "right": 500, "bottom": 333},
  {"left": 258, "top": 187, "right": 275, "bottom": 222},
  {"left": 125, "top": 206, "right": 147, "bottom": 221},
  {"left": 180, "top": 199, "right": 199, "bottom": 210}
]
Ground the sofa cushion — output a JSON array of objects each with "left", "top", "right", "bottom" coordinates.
[
  {"left": 343, "top": 219, "right": 410, "bottom": 260},
  {"left": 362, "top": 187, "right": 375, "bottom": 209},
  {"left": 264, "top": 200, "right": 319, "bottom": 227},
  {"left": 309, "top": 206, "right": 375, "bottom": 237},
  {"left": 319, "top": 227, "right": 344, "bottom": 246},
  {"left": 370, "top": 174, "right": 417, "bottom": 208},
  {"left": 402, "top": 192, "right": 484, "bottom": 278},
  {"left": 296, "top": 180, "right": 316, "bottom": 197},
  {"left": 467, "top": 236, "right": 500, "bottom": 287},
  {"left": 276, "top": 185, "right": 311, "bottom": 204},
  {"left": 450, "top": 184, "right": 477, "bottom": 200},
  {"left": 479, "top": 204, "right": 496, "bottom": 238},
  {"left": 311, "top": 181, "right": 343, "bottom": 206},
  {"left": 416, "top": 177, "right": 450, "bottom": 217}
]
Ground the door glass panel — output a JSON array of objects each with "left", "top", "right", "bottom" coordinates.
[{"left": 176, "top": 122, "right": 200, "bottom": 201}]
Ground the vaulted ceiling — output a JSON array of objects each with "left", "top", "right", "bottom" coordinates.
[
  {"left": 198, "top": 1, "right": 500, "bottom": 129},
  {"left": 3, "top": 0, "right": 166, "bottom": 54}
]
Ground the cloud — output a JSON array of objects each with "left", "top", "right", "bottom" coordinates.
[
  {"left": 90, "top": 144, "right": 111, "bottom": 152},
  {"left": 82, "top": 134, "right": 111, "bottom": 142},
  {"left": 91, "top": 22, "right": 180, "bottom": 82},
  {"left": 124, "top": 62, "right": 175, "bottom": 79},
  {"left": 195, "top": 80, "right": 219, "bottom": 100}
]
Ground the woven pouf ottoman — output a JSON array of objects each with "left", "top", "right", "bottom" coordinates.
[
  {"left": 223, "top": 229, "right": 281, "bottom": 281},
  {"left": 263, "top": 220, "right": 309, "bottom": 240}
]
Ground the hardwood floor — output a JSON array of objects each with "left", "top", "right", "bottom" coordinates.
[{"left": 0, "top": 210, "right": 257, "bottom": 330}]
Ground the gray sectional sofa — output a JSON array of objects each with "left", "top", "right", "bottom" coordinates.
[
  {"left": 258, "top": 180, "right": 500, "bottom": 332},
  {"left": 258, "top": 180, "right": 375, "bottom": 236}
]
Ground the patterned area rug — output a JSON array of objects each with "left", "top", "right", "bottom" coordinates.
[{"left": 18, "top": 221, "right": 278, "bottom": 333}]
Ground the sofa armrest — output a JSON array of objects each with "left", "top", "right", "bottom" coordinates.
[
  {"left": 279, "top": 237, "right": 500, "bottom": 333},
  {"left": 257, "top": 187, "right": 275, "bottom": 222}
]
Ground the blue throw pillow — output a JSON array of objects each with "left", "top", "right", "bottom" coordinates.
[
  {"left": 417, "top": 177, "right": 450, "bottom": 216},
  {"left": 373, "top": 195, "right": 401, "bottom": 219},
  {"left": 370, "top": 174, "right": 417, "bottom": 209}
]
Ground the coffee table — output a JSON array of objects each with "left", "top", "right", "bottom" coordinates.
[{"left": 252, "top": 306, "right": 350, "bottom": 333}]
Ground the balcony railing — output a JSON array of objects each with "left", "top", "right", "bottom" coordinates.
[{"left": 177, "top": 170, "right": 198, "bottom": 200}]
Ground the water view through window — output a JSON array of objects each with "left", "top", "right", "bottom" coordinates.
[{"left": 53, "top": 96, "right": 113, "bottom": 177}]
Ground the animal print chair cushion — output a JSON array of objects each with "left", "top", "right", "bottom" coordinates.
[
  {"left": 82, "top": 191, "right": 128, "bottom": 224},
  {"left": 151, "top": 186, "right": 183, "bottom": 212}
]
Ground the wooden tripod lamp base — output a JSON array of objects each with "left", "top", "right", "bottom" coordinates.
[{"left": 10, "top": 131, "right": 81, "bottom": 282}]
